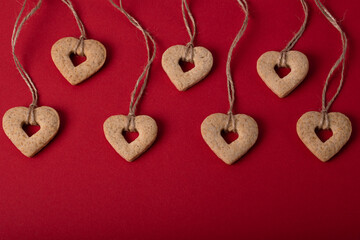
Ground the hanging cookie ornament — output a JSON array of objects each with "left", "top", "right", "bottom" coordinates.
[
  {"left": 2, "top": 0, "right": 60, "bottom": 157},
  {"left": 297, "top": 0, "right": 351, "bottom": 162},
  {"left": 257, "top": 0, "right": 309, "bottom": 98},
  {"left": 162, "top": 0, "right": 213, "bottom": 91},
  {"left": 51, "top": 0, "right": 106, "bottom": 85},
  {"left": 201, "top": 0, "right": 258, "bottom": 165},
  {"left": 104, "top": 0, "right": 157, "bottom": 162}
]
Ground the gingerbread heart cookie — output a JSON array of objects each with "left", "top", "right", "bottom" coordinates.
[
  {"left": 257, "top": 50, "right": 309, "bottom": 98},
  {"left": 2, "top": 106, "right": 60, "bottom": 157},
  {"left": 201, "top": 113, "right": 258, "bottom": 165},
  {"left": 51, "top": 37, "right": 106, "bottom": 85},
  {"left": 296, "top": 111, "right": 352, "bottom": 162},
  {"left": 162, "top": 45, "right": 213, "bottom": 91},
  {"left": 103, "top": 115, "right": 157, "bottom": 162}
]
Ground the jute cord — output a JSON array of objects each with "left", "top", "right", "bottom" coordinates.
[
  {"left": 225, "top": 0, "right": 249, "bottom": 131},
  {"left": 61, "top": 0, "right": 87, "bottom": 56},
  {"left": 278, "top": 0, "right": 308, "bottom": 67},
  {"left": 181, "top": 0, "right": 196, "bottom": 62},
  {"left": 109, "top": 0, "right": 157, "bottom": 131},
  {"left": 314, "top": 0, "right": 348, "bottom": 129},
  {"left": 11, "top": 0, "right": 43, "bottom": 124}
]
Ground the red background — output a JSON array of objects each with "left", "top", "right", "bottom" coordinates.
[{"left": 0, "top": 0, "right": 359, "bottom": 239}]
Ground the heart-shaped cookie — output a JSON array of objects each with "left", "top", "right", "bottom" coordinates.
[
  {"left": 257, "top": 50, "right": 309, "bottom": 98},
  {"left": 162, "top": 45, "right": 213, "bottom": 91},
  {"left": 103, "top": 114, "right": 157, "bottom": 162},
  {"left": 201, "top": 113, "right": 258, "bottom": 165},
  {"left": 51, "top": 37, "right": 106, "bottom": 85},
  {"left": 2, "top": 106, "right": 60, "bottom": 157},
  {"left": 296, "top": 111, "right": 352, "bottom": 162}
]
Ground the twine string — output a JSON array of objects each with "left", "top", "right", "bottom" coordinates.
[
  {"left": 226, "top": 112, "right": 236, "bottom": 133},
  {"left": 225, "top": 0, "right": 249, "bottom": 131},
  {"left": 11, "top": 0, "right": 43, "bottom": 124},
  {"left": 181, "top": 0, "right": 196, "bottom": 62},
  {"left": 61, "top": 0, "right": 87, "bottom": 56},
  {"left": 109, "top": 0, "right": 157, "bottom": 131},
  {"left": 314, "top": 0, "right": 348, "bottom": 129},
  {"left": 278, "top": 0, "right": 308, "bottom": 67}
]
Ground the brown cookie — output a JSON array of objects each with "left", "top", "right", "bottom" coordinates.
[
  {"left": 2, "top": 106, "right": 60, "bottom": 157},
  {"left": 296, "top": 111, "right": 352, "bottom": 162},
  {"left": 162, "top": 45, "right": 213, "bottom": 91},
  {"left": 103, "top": 115, "right": 157, "bottom": 162},
  {"left": 51, "top": 37, "right": 106, "bottom": 85},
  {"left": 257, "top": 50, "right": 309, "bottom": 98},
  {"left": 201, "top": 113, "right": 258, "bottom": 165}
]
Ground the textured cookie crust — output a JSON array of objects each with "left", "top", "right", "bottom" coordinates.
[
  {"left": 162, "top": 45, "right": 213, "bottom": 91},
  {"left": 103, "top": 115, "right": 157, "bottom": 162},
  {"left": 257, "top": 50, "right": 309, "bottom": 98},
  {"left": 296, "top": 111, "right": 352, "bottom": 162},
  {"left": 51, "top": 37, "right": 106, "bottom": 85},
  {"left": 201, "top": 113, "right": 258, "bottom": 165},
  {"left": 2, "top": 106, "right": 60, "bottom": 157}
]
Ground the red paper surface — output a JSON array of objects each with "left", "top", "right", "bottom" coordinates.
[{"left": 1, "top": 0, "right": 360, "bottom": 239}]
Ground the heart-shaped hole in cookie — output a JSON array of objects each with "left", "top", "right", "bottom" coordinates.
[
  {"left": 221, "top": 130, "right": 239, "bottom": 144},
  {"left": 274, "top": 66, "right": 291, "bottom": 78},
  {"left": 179, "top": 59, "right": 195, "bottom": 72},
  {"left": 70, "top": 53, "right": 87, "bottom": 67},
  {"left": 122, "top": 130, "right": 139, "bottom": 143},
  {"left": 315, "top": 127, "right": 333, "bottom": 143},
  {"left": 22, "top": 124, "right": 40, "bottom": 137}
]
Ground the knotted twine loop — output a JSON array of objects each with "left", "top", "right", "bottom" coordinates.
[
  {"left": 319, "top": 109, "right": 330, "bottom": 130},
  {"left": 61, "top": 0, "right": 87, "bottom": 56},
  {"left": 226, "top": 111, "right": 236, "bottom": 132},
  {"left": 109, "top": 0, "right": 157, "bottom": 131},
  {"left": 74, "top": 35, "right": 86, "bottom": 56},
  {"left": 27, "top": 103, "right": 37, "bottom": 125},
  {"left": 11, "top": 0, "right": 43, "bottom": 124},
  {"left": 126, "top": 113, "right": 136, "bottom": 132},
  {"left": 184, "top": 42, "right": 194, "bottom": 63},
  {"left": 278, "top": 0, "right": 308, "bottom": 67},
  {"left": 314, "top": 0, "right": 348, "bottom": 130},
  {"left": 182, "top": 0, "right": 196, "bottom": 62},
  {"left": 226, "top": 0, "right": 249, "bottom": 128}
]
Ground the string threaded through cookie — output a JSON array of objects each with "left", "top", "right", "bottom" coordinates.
[
  {"left": 314, "top": 0, "right": 348, "bottom": 129},
  {"left": 181, "top": 0, "right": 196, "bottom": 62},
  {"left": 278, "top": 0, "right": 308, "bottom": 67},
  {"left": 109, "top": 0, "right": 157, "bottom": 130},
  {"left": 61, "top": 0, "right": 87, "bottom": 56},
  {"left": 226, "top": 111, "right": 237, "bottom": 132},
  {"left": 225, "top": 0, "right": 249, "bottom": 126},
  {"left": 11, "top": 0, "right": 43, "bottom": 123}
]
